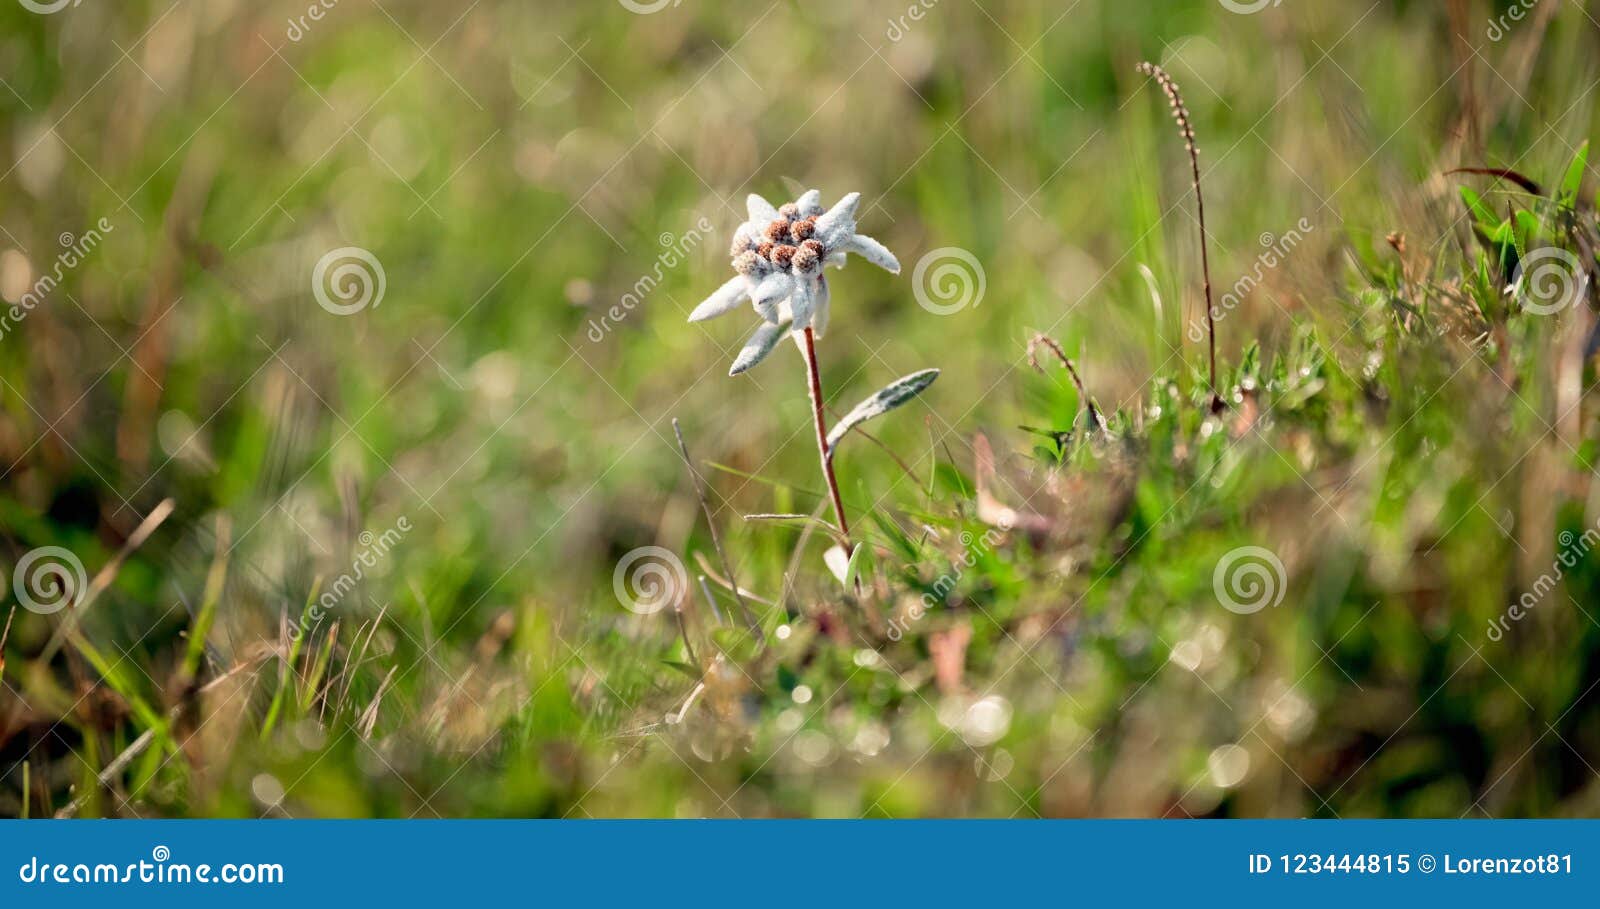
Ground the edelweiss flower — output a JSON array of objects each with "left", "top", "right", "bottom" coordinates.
[{"left": 689, "top": 190, "right": 900, "bottom": 375}]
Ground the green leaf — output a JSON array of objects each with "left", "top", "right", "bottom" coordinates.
[
  {"left": 661, "top": 659, "right": 701, "bottom": 679},
  {"left": 1561, "top": 141, "right": 1589, "bottom": 207},
  {"left": 844, "top": 541, "right": 870, "bottom": 589},
  {"left": 1513, "top": 209, "right": 1540, "bottom": 248},
  {"left": 710, "top": 627, "right": 759, "bottom": 662},
  {"left": 870, "top": 510, "right": 919, "bottom": 562},
  {"left": 1459, "top": 186, "right": 1497, "bottom": 231},
  {"left": 826, "top": 368, "right": 940, "bottom": 455}
]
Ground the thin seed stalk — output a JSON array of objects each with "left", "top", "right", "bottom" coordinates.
[
  {"left": 1191, "top": 138, "right": 1223, "bottom": 414},
  {"left": 1138, "top": 61, "right": 1224, "bottom": 414},
  {"left": 801, "top": 327, "right": 851, "bottom": 547}
]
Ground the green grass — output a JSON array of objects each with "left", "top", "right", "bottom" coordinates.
[{"left": 2, "top": 0, "right": 1600, "bottom": 818}]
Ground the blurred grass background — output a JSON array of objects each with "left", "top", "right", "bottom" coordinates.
[{"left": 1, "top": 0, "right": 1600, "bottom": 817}]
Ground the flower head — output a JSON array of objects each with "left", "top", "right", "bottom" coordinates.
[{"left": 689, "top": 190, "right": 900, "bottom": 375}]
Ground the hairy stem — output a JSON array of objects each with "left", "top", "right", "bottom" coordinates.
[{"left": 802, "top": 327, "right": 851, "bottom": 547}]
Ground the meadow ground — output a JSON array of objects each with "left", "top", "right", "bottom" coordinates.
[{"left": 2, "top": 0, "right": 1600, "bottom": 818}]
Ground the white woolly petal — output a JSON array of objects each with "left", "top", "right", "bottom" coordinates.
[
  {"left": 729, "top": 319, "right": 790, "bottom": 376},
  {"left": 820, "top": 219, "right": 858, "bottom": 249},
  {"left": 815, "top": 192, "right": 860, "bottom": 244},
  {"left": 797, "top": 190, "right": 823, "bottom": 217},
  {"left": 731, "top": 221, "right": 760, "bottom": 252},
  {"left": 843, "top": 233, "right": 901, "bottom": 274},
  {"left": 688, "top": 275, "right": 750, "bottom": 322},
  {"left": 825, "top": 250, "right": 849, "bottom": 269},
  {"left": 747, "top": 194, "right": 779, "bottom": 222},
  {"left": 788, "top": 274, "right": 817, "bottom": 330},
  {"left": 811, "top": 277, "right": 831, "bottom": 337},
  {"left": 751, "top": 272, "right": 793, "bottom": 322}
]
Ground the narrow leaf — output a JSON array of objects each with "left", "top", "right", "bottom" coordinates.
[
  {"left": 1561, "top": 141, "right": 1589, "bottom": 207},
  {"left": 710, "top": 626, "right": 760, "bottom": 662},
  {"left": 826, "top": 368, "right": 940, "bottom": 455},
  {"left": 1459, "top": 186, "right": 1497, "bottom": 232},
  {"left": 661, "top": 659, "right": 701, "bottom": 680},
  {"left": 729, "top": 319, "right": 792, "bottom": 376},
  {"left": 843, "top": 542, "right": 870, "bottom": 589},
  {"left": 870, "top": 510, "right": 919, "bottom": 562}
]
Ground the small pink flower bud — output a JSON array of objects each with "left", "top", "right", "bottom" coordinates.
[{"left": 770, "top": 244, "right": 797, "bottom": 269}]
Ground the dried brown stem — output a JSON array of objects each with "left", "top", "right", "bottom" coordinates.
[
  {"left": 672, "top": 419, "right": 761, "bottom": 642},
  {"left": 40, "top": 497, "right": 176, "bottom": 664},
  {"left": 1028, "top": 333, "right": 1107, "bottom": 432},
  {"left": 1138, "top": 61, "right": 1224, "bottom": 414}
]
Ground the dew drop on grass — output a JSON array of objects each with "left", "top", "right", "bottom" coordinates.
[
  {"left": 292, "top": 719, "right": 325, "bottom": 751},
  {"left": 976, "top": 748, "right": 1014, "bottom": 781},
  {"left": 1265, "top": 686, "right": 1314, "bottom": 741},
  {"left": 792, "top": 730, "right": 835, "bottom": 767},
  {"left": 792, "top": 684, "right": 813, "bottom": 705},
  {"left": 1207, "top": 743, "right": 1250, "bottom": 789},
  {"left": 776, "top": 708, "right": 803, "bottom": 734},
  {"left": 960, "top": 696, "right": 1013, "bottom": 747},
  {"left": 1170, "top": 639, "right": 1203, "bottom": 672},
  {"left": 251, "top": 773, "right": 285, "bottom": 809},
  {"left": 852, "top": 722, "right": 890, "bottom": 757}
]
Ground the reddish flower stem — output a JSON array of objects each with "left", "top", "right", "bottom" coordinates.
[{"left": 801, "top": 327, "right": 850, "bottom": 547}]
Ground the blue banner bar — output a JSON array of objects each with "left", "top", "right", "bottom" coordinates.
[{"left": 2, "top": 820, "right": 1596, "bottom": 905}]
